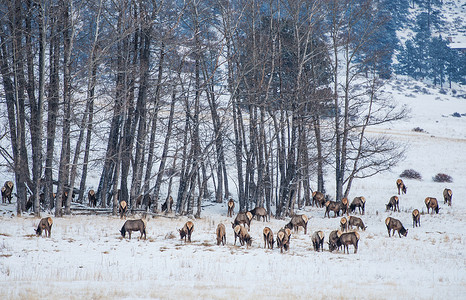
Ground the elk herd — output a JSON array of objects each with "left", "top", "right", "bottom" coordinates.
[{"left": 3, "top": 178, "right": 452, "bottom": 255}]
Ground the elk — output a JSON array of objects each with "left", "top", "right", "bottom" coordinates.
[
  {"left": 36, "top": 217, "right": 53, "bottom": 237},
  {"left": 386, "top": 196, "right": 399, "bottom": 212},
  {"left": 396, "top": 179, "right": 407, "bottom": 195},
  {"left": 120, "top": 219, "right": 146, "bottom": 239},
  {"left": 348, "top": 216, "right": 367, "bottom": 231},
  {"left": 233, "top": 224, "right": 242, "bottom": 245},
  {"left": 425, "top": 197, "right": 439, "bottom": 214},
  {"left": 2, "top": 181, "right": 14, "bottom": 204},
  {"left": 249, "top": 207, "right": 268, "bottom": 221},
  {"left": 143, "top": 194, "right": 152, "bottom": 210},
  {"left": 216, "top": 223, "right": 226, "bottom": 246},
  {"left": 277, "top": 228, "right": 290, "bottom": 253},
  {"left": 161, "top": 196, "right": 173, "bottom": 213},
  {"left": 134, "top": 195, "right": 144, "bottom": 209},
  {"left": 443, "top": 188, "right": 452, "bottom": 206},
  {"left": 350, "top": 196, "right": 366, "bottom": 215},
  {"left": 340, "top": 232, "right": 360, "bottom": 254},
  {"left": 311, "top": 231, "right": 325, "bottom": 252},
  {"left": 328, "top": 230, "right": 342, "bottom": 252},
  {"left": 179, "top": 221, "right": 194, "bottom": 242},
  {"left": 340, "top": 217, "right": 348, "bottom": 232},
  {"left": 227, "top": 198, "right": 235, "bottom": 217},
  {"left": 119, "top": 201, "right": 127, "bottom": 219},
  {"left": 412, "top": 209, "right": 420, "bottom": 228},
  {"left": 232, "top": 212, "right": 253, "bottom": 231},
  {"left": 239, "top": 225, "right": 252, "bottom": 248},
  {"left": 88, "top": 190, "right": 97, "bottom": 207},
  {"left": 263, "top": 227, "right": 274, "bottom": 249},
  {"left": 324, "top": 200, "right": 342, "bottom": 218},
  {"left": 312, "top": 191, "right": 326, "bottom": 207},
  {"left": 341, "top": 198, "right": 349, "bottom": 215},
  {"left": 285, "top": 214, "right": 308, "bottom": 234},
  {"left": 385, "top": 217, "right": 408, "bottom": 237}
]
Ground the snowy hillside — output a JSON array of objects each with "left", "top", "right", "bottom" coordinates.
[{"left": 1, "top": 78, "right": 465, "bottom": 299}]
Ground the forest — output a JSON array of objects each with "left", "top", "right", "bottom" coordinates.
[{"left": 0, "top": 0, "right": 464, "bottom": 218}]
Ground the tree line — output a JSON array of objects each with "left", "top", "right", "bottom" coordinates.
[{"left": 0, "top": 0, "right": 407, "bottom": 218}]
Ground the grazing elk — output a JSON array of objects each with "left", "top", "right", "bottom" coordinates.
[
  {"left": 412, "top": 209, "right": 420, "bottom": 228},
  {"left": 425, "top": 197, "right": 439, "bottom": 214},
  {"left": 233, "top": 224, "right": 242, "bottom": 245},
  {"left": 179, "top": 221, "right": 194, "bottom": 242},
  {"left": 312, "top": 191, "right": 326, "bottom": 207},
  {"left": 386, "top": 196, "right": 400, "bottom": 212},
  {"left": 324, "top": 200, "right": 342, "bottom": 218},
  {"left": 348, "top": 216, "right": 367, "bottom": 231},
  {"left": 227, "top": 198, "right": 235, "bottom": 217},
  {"left": 232, "top": 212, "right": 253, "bottom": 231},
  {"left": 285, "top": 214, "right": 308, "bottom": 234},
  {"left": 350, "top": 196, "right": 366, "bottom": 215},
  {"left": 328, "top": 230, "right": 342, "bottom": 252},
  {"left": 35, "top": 217, "right": 53, "bottom": 237},
  {"left": 161, "top": 196, "right": 173, "bottom": 213},
  {"left": 88, "top": 190, "right": 97, "bottom": 207},
  {"left": 119, "top": 201, "right": 127, "bottom": 219},
  {"left": 239, "top": 225, "right": 252, "bottom": 248},
  {"left": 385, "top": 217, "right": 408, "bottom": 237},
  {"left": 263, "top": 227, "right": 274, "bottom": 249},
  {"left": 249, "top": 207, "right": 268, "bottom": 221},
  {"left": 340, "top": 217, "right": 348, "bottom": 232},
  {"left": 311, "top": 231, "right": 325, "bottom": 252},
  {"left": 396, "top": 179, "right": 407, "bottom": 195},
  {"left": 443, "top": 188, "right": 452, "bottom": 206},
  {"left": 2, "top": 181, "right": 14, "bottom": 204},
  {"left": 341, "top": 198, "right": 349, "bottom": 215},
  {"left": 120, "top": 219, "right": 147, "bottom": 239},
  {"left": 216, "top": 223, "right": 226, "bottom": 246},
  {"left": 340, "top": 232, "right": 360, "bottom": 254},
  {"left": 277, "top": 228, "right": 290, "bottom": 253}
]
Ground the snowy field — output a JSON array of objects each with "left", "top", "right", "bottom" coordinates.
[{"left": 1, "top": 79, "right": 466, "bottom": 299}]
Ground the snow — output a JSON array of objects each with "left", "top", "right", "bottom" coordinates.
[{"left": 1, "top": 77, "right": 465, "bottom": 299}]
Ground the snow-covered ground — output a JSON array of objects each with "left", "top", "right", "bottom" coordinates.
[{"left": 1, "top": 79, "right": 466, "bottom": 299}]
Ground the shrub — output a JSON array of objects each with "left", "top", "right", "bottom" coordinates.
[
  {"left": 452, "top": 112, "right": 461, "bottom": 118},
  {"left": 433, "top": 173, "right": 453, "bottom": 183},
  {"left": 399, "top": 169, "right": 422, "bottom": 180},
  {"left": 412, "top": 127, "right": 425, "bottom": 133}
]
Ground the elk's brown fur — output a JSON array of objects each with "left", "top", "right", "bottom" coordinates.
[
  {"left": 120, "top": 219, "right": 146, "bottom": 239},
  {"left": 285, "top": 214, "right": 308, "bottom": 234},
  {"left": 277, "top": 229, "right": 290, "bottom": 253},
  {"left": 88, "top": 190, "right": 96, "bottom": 207},
  {"left": 425, "top": 197, "right": 439, "bottom": 214},
  {"left": 311, "top": 231, "right": 325, "bottom": 252},
  {"left": 341, "top": 198, "right": 349, "bottom": 215},
  {"left": 119, "top": 201, "right": 127, "bottom": 219},
  {"left": 328, "top": 230, "right": 343, "bottom": 252},
  {"left": 386, "top": 196, "right": 399, "bottom": 212},
  {"left": 339, "top": 232, "right": 360, "bottom": 254},
  {"left": 263, "top": 227, "right": 274, "bottom": 249},
  {"left": 227, "top": 198, "right": 235, "bottom": 217},
  {"left": 348, "top": 216, "right": 367, "bottom": 231},
  {"left": 36, "top": 217, "right": 53, "bottom": 237},
  {"left": 385, "top": 217, "right": 408, "bottom": 237},
  {"left": 179, "top": 221, "right": 194, "bottom": 242},
  {"left": 216, "top": 223, "right": 226, "bottom": 246},
  {"left": 249, "top": 207, "right": 268, "bottom": 221},
  {"left": 340, "top": 217, "right": 348, "bottom": 232},
  {"left": 324, "top": 200, "right": 342, "bottom": 218},
  {"left": 412, "top": 209, "right": 420, "bottom": 228},
  {"left": 162, "top": 196, "right": 173, "bottom": 213},
  {"left": 396, "top": 179, "right": 407, "bottom": 195},
  {"left": 2, "top": 181, "right": 14, "bottom": 204},
  {"left": 350, "top": 196, "right": 366, "bottom": 215},
  {"left": 443, "top": 188, "right": 452, "bottom": 206},
  {"left": 233, "top": 224, "right": 242, "bottom": 245},
  {"left": 232, "top": 212, "right": 252, "bottom": 231},
  {"left": 312, "top": 191, "right": 326, "bottom": 207},
  {"left": 239, "top": 225, "right": 252, "bottom": 248}
]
